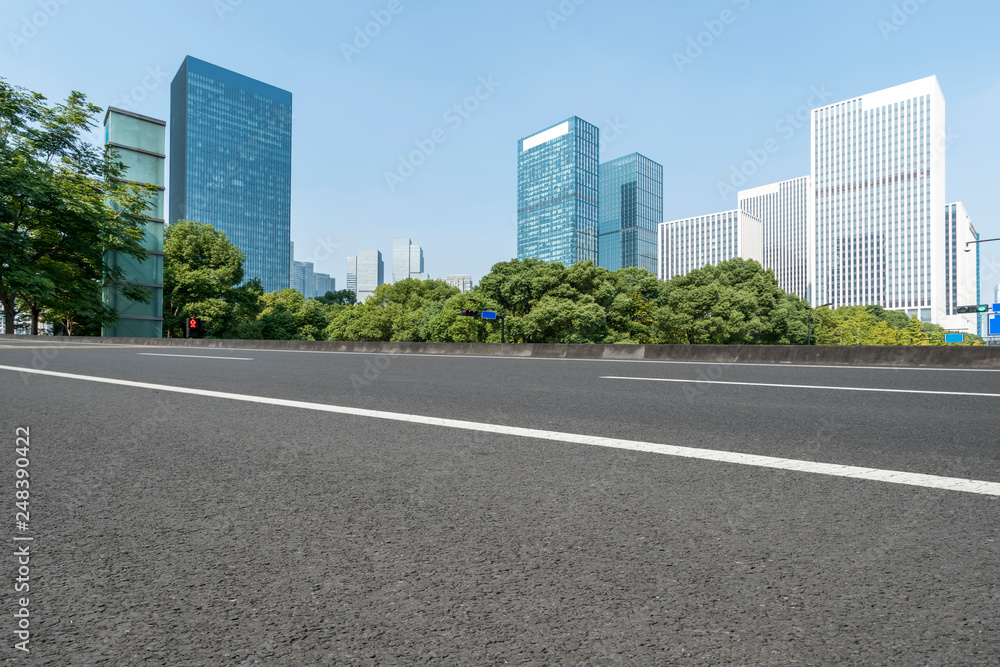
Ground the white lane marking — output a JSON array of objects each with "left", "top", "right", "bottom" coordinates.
[
  {"left": 3, "top": 364, "right": 1000, "bottom": 497},
  {"left": 600, "top": 376, "right": 1000, "bottom": 398},
  {"left": 138, "top": 353, "right": 253, "bottom": 361}
]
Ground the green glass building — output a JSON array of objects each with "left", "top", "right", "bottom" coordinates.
[{"left": 102, "top": 108, "right": 165, "bottom": 337}]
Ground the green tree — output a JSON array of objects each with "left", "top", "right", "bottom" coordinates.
[
  {"left": 162, "top": 220, "right": 245, "bottom": 337},
  {"left": 315, "top": 289, "right": 356, "bottom": 306},
  {"left": 1, "top": 78, "right": 157, "bottom": 334}
]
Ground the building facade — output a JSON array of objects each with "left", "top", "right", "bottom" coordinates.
[
  {"left": 737, "top": 176, "right": 813, "bottom": 301},
  {"left": 169, "top": 56, "right": 292, "bottom": 293},
  {"left": 517, "top": 117, "right": 599, "bottom": 267},
  {"left": 598, "top": 153, "right": 663, "bottom": 274},
  {"left": 940, "top": 202, "right": 980, "bottom": 334},
  {"left": 292, "top": 260, "right": 315, "bottom": 297},
  {"left": 393, "top": 238, "right": 429, "bottom": 281},
  {"left": 443, "top": 274, "right": 473, "bottom": 292},
  {"left": 658, "top": 210, "right": 763, "bottom": 280},
  {"left": 346, "top": 256, "right": 358, "bottom": 297},
  {"left": 355, "top": 249, "right": 384, "bottom": 302},
  {"left": 102, "top": 107, "right": 166, "bottom": 337},
  {"left": 314, "top": 273, "right": 335, "bottom": 297},
  {"left": 811, "top": 76, "right": 947, "bottom": 323}
]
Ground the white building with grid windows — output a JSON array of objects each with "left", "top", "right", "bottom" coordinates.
[
  {"left": 811, "top": 76, "right": 947, "bottom": 324},
  {"left": 658, "top": 210, "right": 763, "bottom": 280},
  {"left": 941, "top": 202, "right": 979, "bottom": 334},
  {"left": 738, "top": 176, "right": 813, "bottom": 301}
]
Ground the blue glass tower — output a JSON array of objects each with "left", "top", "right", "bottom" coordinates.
[
  {"left": 169, "top": 56, "right": 292, "bottom": 293},
  {"left": 598, "top": 153, "right": 663, "bottom": 274},
  {"left": 517, "top": 117, "right": 599, "bottom": 266}
]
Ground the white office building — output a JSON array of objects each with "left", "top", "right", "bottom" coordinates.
[
  {"left": 738, "top": 176, "right": 813, "bottom": 300},
  {"left": 346, "top": 256, "right": 357, "bottom": 297},
  {"left": 355, "top": 249, "right": 384, "bottom": 302},
  {"left": 393, "top": 238, "right": 429, "bottom": 282},
  {"left": 939, "top": 202, "right": 979, "bottom": 333},
  {"left": 658, "top": 210, "right": 763, "bottom": 280},
  {"left": 811, "top": 76, "right": 947, "bottom": 323},
  {"left": 443, "top": 274, "right": 473, "bottom": 292}
]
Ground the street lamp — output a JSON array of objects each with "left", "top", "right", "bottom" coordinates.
[
  {"left": 807, "top": 303, "right": 834, "bottom": 345},
  {"left": 965, "top": 237, "right": 1000, "bottom": 252}
]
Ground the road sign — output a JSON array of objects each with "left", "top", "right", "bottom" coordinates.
[
  {"left": 990, "top": 315, "right": 1000, "bottom": 336},
  {"left": 482, "top": 311, "right": 497, "bottom": 320},
  {"left": 945, "top": 333, "right": 964, "bottom": 343}
]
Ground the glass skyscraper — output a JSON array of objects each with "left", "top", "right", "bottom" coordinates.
[
  {"left": 355, "top": 249, "right": 384, "bottom": 302},
  {"left": 392, "top": 238, "right": 429, "bottom": 281},
  {"left": 517, "top": 117, "right": 599, "bottom": 266},
  {"left": 598, "top": 153, "right": 663, "bottom": 274},
  {"left": 169, "top": 56, "right": 292, "bottom": 293}
]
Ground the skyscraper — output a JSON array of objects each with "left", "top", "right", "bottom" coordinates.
[
  {"left": 314, "top": 273, "right": 335, "bottom": 297},
  {"left": 517, "top": 117, "right": 599, "bottom": 267},
  {"left": 102, "top": 107, "right": 165, "bottom": 337},
  {"left": 355, "top": 249, "right": 384, "bottom": 302},
  {"left": 811, "top": 76, "right": 946, "bottom": 323},
  {"left": 292, "top": 260, "right": 315, "bottom": 297},
  {"left": 598, "top": 153, "right": 663, "bottom": 274},
  {"left": 169, "top": 56, "right": 292, "bottom": 293},
  {"left": 346, "top": 256, "right": 358, "bottom": 296},
  {"left": 658, "top": 210, "right": 763, "bottom": 280},
  {"left": 392, "top": 238, "right": 429, "bottom": 281},
  {"left": 941, "top": 202, "right": 980, "bottom": 334}
]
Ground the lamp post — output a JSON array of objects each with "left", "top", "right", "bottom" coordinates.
[
  {"left": 964, "top": 237, "right": 1000, "bottom": 252},
  {"left": 807, "top": 303, "right": 834, "bottom": 345}
]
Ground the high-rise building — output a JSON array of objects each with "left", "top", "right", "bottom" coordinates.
[
  {"left": 292, "top": 260, "right": 314, "bottom": 297},
  {"left": 811, "top": 76, "right": 946, "bottom": 323},
  {"left": 392, "top": 238, "right": 429, "bottom": 281},
  {"left": 940, "top": 202, "right": 980, "bottom": 334},
  {"left": 517, "top": 117, "right": 599, "bottom": 267},
  {"left": 314, "top": 273, "right": 335, "bottom": 297},
  {"left": 169, "top": 56, "right": 292, "bottom": 293},
  {"left": 346, "top": 256, "right": 358, "bottom": 297},
  {"left": 598, "top": 153, "right": 663, "bottom": 274},
  {"left": 355, "top": 249, "right": 384, "bottom": 302},
  {"left": 738, "top": 176, "right": 813, "bottom": 300},
  {"left": 658, "top": 210, "right": 763, "bottom": 280},
  {"left": 443, "top": 274, "right": 473, "bottom": 292},
  {"left": 102, "top": 107, "right": 166, "bottom": 337}
]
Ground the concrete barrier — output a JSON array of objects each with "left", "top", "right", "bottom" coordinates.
[{"left": 3, "top": 334, "right": 999, "bottom": 368}]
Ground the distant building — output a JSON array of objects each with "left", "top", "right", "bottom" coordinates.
[
  {"left": 314, "top": 273, "right": 335, "bottom": 297},
  {"left": 598, "top": 153, "right": 663, "bottom": 274},
  {"left": 444, "top": 274, "right": 473, "bottom": 292},
  {"left": 346, "top": 256, "right": 358, "bottom": 296},
  {"left": 658, "top": 210, "right": 763, "bottom": 280},
  {"left": 355, "top": 249, "right": 384, "bottom": 302},
  {"left": 393, "top": 238, "right": 428, "bottom": 281},
  {"left": 102, "top": 107, "right": 166, "bottom": 337},
  {"left": 292, "top": 260, "right": 315, "bottom": 297},
  {"left": 517, "top": 117, "right": 599, "bottom": 267},
  {"left": 169, "top": 56, "right": 292, "bottom": 293}
]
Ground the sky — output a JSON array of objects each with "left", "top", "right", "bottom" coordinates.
[{"left": 3, "top": 0, "right": 1000, "bottom": 298}]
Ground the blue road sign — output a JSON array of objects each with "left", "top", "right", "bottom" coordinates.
[
  {"left": 994, "top": 303, "right": 1000, "bottom": 313},
  {"left": 482, "top": 311, "right": 497, "bottom": 320},
  {"left": 945, "top": 333, "right": 964, "bottom": 343},
  {"left": 990, "top": 315, "right": 1000, "bottom": 336}
]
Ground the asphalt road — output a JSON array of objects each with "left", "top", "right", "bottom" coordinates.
[{"left": 1, "top": 339, "right": 998, "bottom": 665}]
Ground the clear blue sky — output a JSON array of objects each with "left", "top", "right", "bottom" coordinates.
[{"left": 3, "top": 0, "right": 999, "bottom": 298}]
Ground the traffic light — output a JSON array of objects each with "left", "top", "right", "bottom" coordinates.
[
  {"left": 957, "top": 305, "right": 990, "bottom": 314},
  {"left": 185, "top": 317, "right": 202, "bottom": 338},
  {"left": 460, "top": 310, "right": 481, "bottom": 318}
]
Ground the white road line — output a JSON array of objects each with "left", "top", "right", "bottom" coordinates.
[
  {"left": 137, "top": 353, "right": 253, "bottom": 361},
  {"left": 601, "top": 376, "right": 1000, "bottom": 398},
  {"left": 3, "top": 364, "right": 999, "bottom": 497}
]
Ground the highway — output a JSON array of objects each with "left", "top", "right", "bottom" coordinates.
[{"left": 1, "top": 338, "right": 998, "bottom": 664}]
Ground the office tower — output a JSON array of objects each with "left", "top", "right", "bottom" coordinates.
[
  {"left": 346, "top": 256, "right": 358, "bottom": 296},
  {"left": 292, "top": 260, "right": 315, "bottom": 297},
  {"left": 289, "top": 241, "right": 295, "bottom": 289},
  {"left": 314, "top": 273, "right": 335, "bottom": 297},
  {"left": 941, "top": 202, "right": 980, "bottom": 333},
  {"left": 517, "top": 117, "right": 599, "bottom": 266},
  {"left": 170, "top": 56, "right": 292, "bottom": 293},
  {"left": 738, "top": 176, "right": 813, "bottom": 300},
  {"left": 598, "top": 153, "right": 663, "bottom": 274},
  {"left": 658, "top": 210, "right": 763, "bottom": 280},
  {"left": 444, "top": 274, "right": 473, "bottom": 292},
  {"left": 355, "top": 249, "right": 384, "bottom": 302},
  {"left": 393, "top": 238, "right": 429, "bottom": 281},
  {"left": 811, "top": 76, "right": 946, "bottom": 323},
  {"left": 102, "top": 107, "right": 166, "bottom": 337}
]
